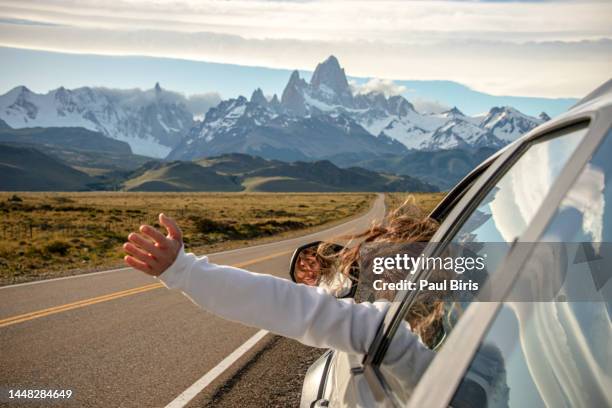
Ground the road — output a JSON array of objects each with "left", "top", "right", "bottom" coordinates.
[{"left": 0, "top": 194, "right": 385, "bottom": 407}]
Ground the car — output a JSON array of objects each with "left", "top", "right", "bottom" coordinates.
[{"left": 295, "top": 79, "right": 612, "bottom": 408}]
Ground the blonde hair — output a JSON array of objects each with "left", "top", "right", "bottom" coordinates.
[{"left": 319, "top": 197, "right": 446, "bottom": 347}]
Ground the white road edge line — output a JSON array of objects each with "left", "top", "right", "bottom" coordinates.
[
  {"left": 165, "top": 329, "right": 270, "bottom": 408},
  {"left": 2, "top": 194, "right": 384, "bottom": 290}
]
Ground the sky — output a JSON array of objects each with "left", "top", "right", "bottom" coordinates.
[{"left": 0, "top": 0, "right": 610, "bottom": 99}]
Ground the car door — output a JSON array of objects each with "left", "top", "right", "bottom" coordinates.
[
  {"left": 344, "top": 117, "right": 596, "bottom": 407},
  {"left": 405, "top": 109, "right": 611, "bottom": 407},
  {"left": 446, "top": 125, "right": 612, "bottom": 408}
]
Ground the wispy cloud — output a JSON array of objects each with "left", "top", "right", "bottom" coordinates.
[
  {"left": 411, "top": 98, "right": 451, "bottom": 114},
  {"left": 352, "top": 79, "right": 408, "bottom": 97},
  {"left": 0, "top": 0, "right": 610, "bottom": 97}
]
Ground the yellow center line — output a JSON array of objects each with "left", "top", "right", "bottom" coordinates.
[
  {"left": 230, "top": 249, "right": 293, "bottom": 268},
  {"left": 0, "top": 283, "right": 164, "bottom": 328},
  {"left": 0, "top": 249, "right": 293, "bottom": 329}
]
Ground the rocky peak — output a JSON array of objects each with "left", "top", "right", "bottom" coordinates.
[
  {"left": 388, "top": 95, "right": 414, "bottom": 117},
  {"left": 286, "top": 70, "right": 307, "bottom": 90},
  {"left": 310, "top": 55, "right": 350, "bottom": 96},
  {"left": 7, "top": 86, "right": 32, "bottom": 103},
  {"left": 250, "top": 88, "right": 268, "bottom": 106},
  {"left": 17, "top": 85, "right": 32, "bottom": 95},
  {"left": 53, "top": 86, "right": 72, "bottom": 105},
  {"left": 445, "top": 106, "right": 465, "bottom": 117},
  {"left": 368, "top": 92, "right": 389, "bottom": 110},
  {"left": 539, "top": 112, "right": 551, "bottom": 122},
  {"left": 281, "top": 70, "right": 308, "bottom": 116}
]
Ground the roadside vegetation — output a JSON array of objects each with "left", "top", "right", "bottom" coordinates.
[
  {"left": 385, "top": 192, "right": 447, "bottom": 216},
  {"left": 0, "top": 192, "right": 374, "bottom": 285}
]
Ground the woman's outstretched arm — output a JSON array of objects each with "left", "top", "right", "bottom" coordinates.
[
  {"left": 123, "top": 213, "right": 434, "bottom": 374},
  {"left": 159, "top": 244, "right": 387, "bottom": 355}
]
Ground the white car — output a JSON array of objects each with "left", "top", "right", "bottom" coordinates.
[{"left": 296, "top": 79, "right": 612, "bottom": 408}]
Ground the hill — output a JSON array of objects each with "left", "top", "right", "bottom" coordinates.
[
  {"left": 0, "top": 126, "right": 132, "bottom": 154},
  {"left": 0, "top": 144, "right": 97, "bottom": 191},
  {"left": 123, "top": 154, "right": 438, "bottom": 192},
  {"left": 245, "top": 159, "right": 437, "bottom": 192},
  {"left": 330, "top": 147, "right": 496, "bottom": 190},
  {"left": 122, "top": 161, "right": 242, "bottom": 192},
  {"left": 0, "top": 126, "right": 156, "bottom": 175},
  {"left": 196, "top": 153, "right": 280, "bottom": 175}
]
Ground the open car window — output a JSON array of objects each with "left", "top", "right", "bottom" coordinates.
[{"left": 375, "top": 123, "right": 590, "bottom": 405}]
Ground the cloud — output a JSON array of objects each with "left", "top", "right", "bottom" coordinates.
[
  {"left": 0, "top": 0, "right": 610, "bottom": 97},
  {"left": 411, "top": 98, "right": 451, "bottom": 114},
  {"left": 352, "top": 79, "right": 407, "bottom": 97},
  {"left": 92, "top": 86, "right": 221, "bottom": 117},
  {"left": 185, "top": 93, "right": 223, "bottom": 117}
]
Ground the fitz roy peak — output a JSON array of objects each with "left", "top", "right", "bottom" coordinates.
[
  {"left": 0, "top": 84, "right": 194, "bottom": 158},
  {"left": 168, "top": 55, "right": 545, "bottom": 161}
]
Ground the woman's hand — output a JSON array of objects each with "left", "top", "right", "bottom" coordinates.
[{"left": 123, "top": 213, "right": 183, "bottom": 276}]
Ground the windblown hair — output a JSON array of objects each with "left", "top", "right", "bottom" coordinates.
[{"left": 318, "top": 196, "right": 447, "bottom": 348}]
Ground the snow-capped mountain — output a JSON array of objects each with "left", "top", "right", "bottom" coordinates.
[
  {"left": 0, "top": 83, "right": 194, "bottom": 158},
  {"left": 1, "top": 55, "right": 546, "bottom": 162},
  {"left": 168, "top": 55, "right": 545, "bottom": 161},
  {"left": 167, "top": 88, "right": 405, "bottom": 161},
  {"left": 280, "top": 56, "right": 545, "bottom": 150}
]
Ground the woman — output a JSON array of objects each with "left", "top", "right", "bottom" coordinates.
[
  {"left": 294, "top": 246, "right": 325, "bottom": 287},
  {"left": 122, "top": 200, "right": 442, "bottom": 390}
]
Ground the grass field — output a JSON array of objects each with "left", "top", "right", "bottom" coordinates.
[
  {"left": 385, "top": 192, "right": 447, "bottom": 216},
  {"left": 0, "top": 192, "right": 374, "bottom": 285}
]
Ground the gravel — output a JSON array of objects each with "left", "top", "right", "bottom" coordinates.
[{"left": 201, "top": 336, "right": 324, "bottom": 408}]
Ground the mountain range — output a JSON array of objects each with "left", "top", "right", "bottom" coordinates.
[
  {"left": 0, "top": 56, "right": 547, "bottom": 164},
  {"left": 0, "top": 55, "right": 556, "bottom": 192},
  {"left": 0, "top": 83, "right": 195, "bottom": 158},
  {"left": 167, "top": 56, "right": 547, "bottom": 162}
]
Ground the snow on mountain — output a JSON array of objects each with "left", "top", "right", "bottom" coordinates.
[
  {"left": 479, "top": 106, "right": 542, "bottom": 143},
  {"left": 167, "top": 90, "right": 405, "bottom": 161},
  {"left": 2, "top": 55, "right": 545, "bottom": 162},
  {"left": 275, "top": 56, "right": 544, "bottom": 151},
  {"left": 167, "top": 55, "right": 546, "bottom": 161},
  {"left": 0, "top": 83, "right": 194, "bottom": 158}
]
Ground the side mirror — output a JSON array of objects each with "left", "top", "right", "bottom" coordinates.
[{"left": 289, "top": 241, "right": 358, "bottom": 298}]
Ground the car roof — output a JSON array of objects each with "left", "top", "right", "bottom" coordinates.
[{"left": 570, "top": 78, "right": 612, "bottom": 112}]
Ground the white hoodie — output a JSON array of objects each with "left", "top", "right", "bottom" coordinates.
[{"left": 158, "top": 246, "right": 434, "bottom": 388}]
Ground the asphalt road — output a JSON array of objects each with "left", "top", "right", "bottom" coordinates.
[{"left": 0, "top": 194, "right": 385, "bottom": 408}]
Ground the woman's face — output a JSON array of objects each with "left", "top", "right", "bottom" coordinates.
[{"left": 295, "top": 254, "right": 321, "bottom": 286}]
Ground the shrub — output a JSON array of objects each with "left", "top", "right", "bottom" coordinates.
[
  {"left": 194, "top": 218, "right": 238, "bottom": 236},
  {"left": 45, "top": 241, "right": 70, "bottom": 256}
]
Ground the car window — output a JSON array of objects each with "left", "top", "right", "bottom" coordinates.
[
  {"left": 376, "top": 123, "right": 589, "bottom": 404},
  {"left": 431, "top": 166, "right": 489, "bottom": 223},
  {"left": 450, "top": 130, "right": 612, "bottom": 408}
]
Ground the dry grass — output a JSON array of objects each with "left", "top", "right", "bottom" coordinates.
[
  {"left": 0, "top": 192, "right": 374, "bottom": 285},
  {"left": 385, "top": 192, "right": 447, "bottom": 216}
]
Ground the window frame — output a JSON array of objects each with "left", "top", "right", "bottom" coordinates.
[{"left": 357, "top": 106, "right": 612, "bottom": 407}]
